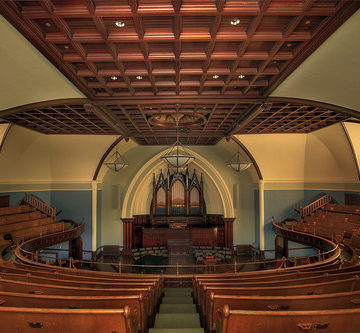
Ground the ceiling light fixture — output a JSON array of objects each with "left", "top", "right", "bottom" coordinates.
[
  {"left": 238, "top": 74, "right": 245, "bottom": 79},
  {"left": 64, "top": 45, "right": 69, "bottom": 49},
  {"left": 226, "top": 149, "right": 252, "bottom": 172},
  {"left": 110, "top": 76, "right": 118, "bottom": 80},
  {"left": 287, "top": 43, "right": 292, "bottom": 47},
  {"left": 136, "top": 76, "right": 143, "bottom": 80},
  {"left": 231, "top": 18, "right": 240, "bottom": 26},
  {"left": 161, "top": 110, "right": 194, "bottom": 170},
  {"left": 305, "top": 20, "right": 311, "bottom": 25},
  {"left": 115, "top": 20, "right": 125, "bottom": 27},
  {"left": 212, "top": 74, "right": 219, "bottom": 79},
  {"left": 104, "top": 146, "right": 129, "bottom": 172}
]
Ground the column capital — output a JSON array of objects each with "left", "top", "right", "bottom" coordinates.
[
  {"left": 121, "top": 217, "right": 134, "bottom": 224},
  {"left": 223, "top": 217, "right": 235, "bottom": 223}
]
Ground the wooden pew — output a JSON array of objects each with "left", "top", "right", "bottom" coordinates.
[
  {"left": 0, "top": 210, "right": 43, "bottom": 225},
  {"left": 199, "top": 276, "right": 360, "bottom": 318},
  {"left": 0, "top": 205, "right": 34, "bottom": 217},
  {"left": 0, "top": 263, "right": 163, "bottom": 303},
  {"left": 216, "top": 305, "right": 360, "bottom": 333},
  {"left": 193, "top": 260, "right": 346, "bottom": 303},
  {"left": 208, "top": 290, "right": 360, "bottom": 331},
  {"left": 0, "top": 216, "right": 53, "bottom": 233},
  {"left": 0, "top": 277, "right": 156, "bottom": 318},
  {"left": 0, "top": 271, "right": 161, "bottom": 309},
  {"left": 0, "top": 305, "right": 137, "bottom": 333},
  {"left": 195, "top": 270, "right": 360, "bottom": 305},
  {"left": 11, "top": 222, "right": 66, "bottom": 243},
  {"left": 0, "top": 291, "right": 147, "bottom": 332}
]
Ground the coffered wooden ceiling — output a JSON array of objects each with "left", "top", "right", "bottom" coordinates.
[{"left": 0, "top": 0, "right": 359, "bottom": 145}]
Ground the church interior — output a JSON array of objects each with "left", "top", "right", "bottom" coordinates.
[{"left": 0, "top": 1, "right": 360, "bottom": 332}]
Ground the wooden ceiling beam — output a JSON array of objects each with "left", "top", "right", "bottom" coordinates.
[
  {"left": 227, "top": 103, "right": 271, "bottom": 136},
  {"left": 84, "top": 103, "right": 130, "bottom": 137}
]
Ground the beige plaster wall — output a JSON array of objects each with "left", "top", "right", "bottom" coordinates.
[
  {"left": 0, "top": 125, "right": 116, "bottom": 183},
  {"left": 271, "top": 9, "right": 360, "bottom": 111},
  {"left": 0, "top": 15, "right": 84, "bottom": 111},
  {"left": 235, "top": 123, "right": 358, "bottom": 185},
  {"left": 343, "top": 122, "right": 360, "bottom": 175}
]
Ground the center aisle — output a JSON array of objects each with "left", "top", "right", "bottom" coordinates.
[{"left": 150, "top": 287, "right": 204, "bottom": 333}]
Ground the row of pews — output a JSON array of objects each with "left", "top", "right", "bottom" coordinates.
[
  {"left": 0, "top": 260, "right": 163, "bottom": 332},
  {"left": 0, "top": 203, "right": 164, "bottom": 332},
  {"left": 292, "top": 203, "right": 360, "bottom": 262},
  {"left": 193, "top": 261, "right": 360, "bottom": 332},
  {"left": 192, "top": 202, "right": 360, "bottom": 332},
  {"left": 0, "top": 204, "right": 66, "bottom": 245}
]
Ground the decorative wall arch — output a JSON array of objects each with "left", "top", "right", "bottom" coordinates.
[{"left": 121, "top": 147, "right": 235, "bottom": 218}]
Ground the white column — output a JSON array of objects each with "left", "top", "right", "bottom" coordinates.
[
  {"left": 259, "top": 179, "right": 265, "bottom": 251},
  {"left": 91, "top": 181, "right": 97, "bottom": 252}
]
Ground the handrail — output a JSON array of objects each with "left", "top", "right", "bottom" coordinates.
[
  {"left": 299, "top": 193, "right": 332, "bottom": 219},
  {"left": 272, "top": 220, "right": 341, "bottom": 264},
  {"left": 15, "top": 221, "right": 84, "bottom": 264},
  {"left": 23, "top": 193, "right": 56, "bottom": 218},
  {"left": 14, "top": 221, "right": 340, "bottom": 276}
]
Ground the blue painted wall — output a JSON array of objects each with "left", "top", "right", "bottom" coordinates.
[
  {"left": 263, "top": 189, "right": 349, "bottom": 258},
  {"left": 3, "top": 190, "right": 93, "bottom": 260}
]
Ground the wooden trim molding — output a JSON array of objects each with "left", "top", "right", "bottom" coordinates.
[
  {"left": 341, "top": 123, "right": 360, "bottom": 181},
  {"left": 267, "top": 97, "right": 360, "bottom": 120},
  {"left": 0, "top": 123, "right": 12, "bottom": 153},
  {"left": 0, "top": 98, "right": 89, "bottom": 117},
  {"left": 229, "top": 136, "right": 263, "bottom": 180},
  {"left": 92, "top": 136, "right": 124, "bottom": 181}
]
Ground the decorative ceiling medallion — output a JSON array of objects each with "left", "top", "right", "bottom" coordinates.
[{"left": 149, "top": 113, "right": 206, "bottom": 128}]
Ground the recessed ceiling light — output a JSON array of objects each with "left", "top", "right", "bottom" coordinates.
[
  {"left": 231, "top": 18, "right": 240, "bottom": 26},
  {"left": 212, "top": 74, "right": 219, "bottom": 79},
  {"left": 111, "top": 76, "right": 118, "bottom": 80},
  {"left": 287, "top": 43, "right": 292, "bottom": 47},
  {"left": 136, "top": 76, "right": 143, "bottom": 80},
  {"left": 115, "top": 20, "right": 125, "bottom": 28},
  {"left": 45, "top": 22, "right": 52, "bottom": 27},
  {"left": 305, "top": 20, "right": 311, "bottom": 25},
  {"left": 238, "top": 74, "right": 245, "bottom": 79},
  {"left": 64, "top": 45, "right": 69, "bottom": 49}
]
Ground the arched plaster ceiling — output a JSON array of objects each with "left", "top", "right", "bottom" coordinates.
[
  {"left": 0, "top": 15, "right": 84, "bottom": 111},
  {"left": 271, "top": 9, "right": 360, "bottom": 111}
]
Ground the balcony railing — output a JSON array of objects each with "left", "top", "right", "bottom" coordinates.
[
  {"left": 24, "top": 192, "right": 56, "bottom": 218},
  {"left": 299, "top": 193, "right": 332, "bottom": 219}
]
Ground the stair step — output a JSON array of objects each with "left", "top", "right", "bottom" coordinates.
[
  {"left": 154, "top": 313, "right": 201, "bottom": 329},
  {"left": 164, "top": 288, "right": 192, "bottom": 293},
  {"left": 149, "top": 329, "right": 204, "bottom": 333},
  {"left": 164, "top": 288, "right": 193, "bottom": 297},
  {"left": 161, "top": 296, "right": 194, "bottom": 304},
  {"left": 159, "top": 303, "right": 197, "bottom": 313}
]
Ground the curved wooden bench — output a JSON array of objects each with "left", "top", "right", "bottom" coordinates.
[
  {"left": 217, "top": 305, "right": 360, "bottom": 333},
  {"left": 200, "top": 276, "right": 360, "bottom": 319},
  {"left": 208, "top": 290, "right": 360, "bottom": 331},
  {"left": 0, "top": 305, "right": 137, "bottom": 333},
  {"left": 0, "top": 291, "right": 146, "bottom": 331}
]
